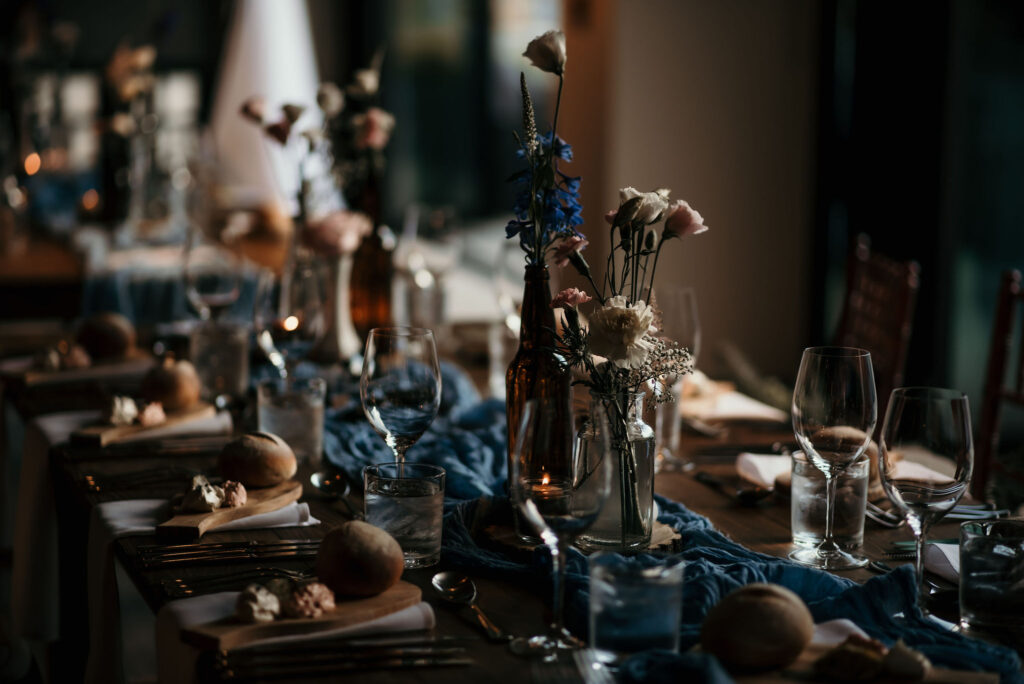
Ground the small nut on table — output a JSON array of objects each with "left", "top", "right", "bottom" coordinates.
[{"left": 235, "top": 584, "right": 280, "bottom": 623}]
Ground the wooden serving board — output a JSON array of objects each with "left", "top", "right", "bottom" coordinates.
[
  {"left": 734, "top": 642, "right": 999, "bottom": 684},
  {"left": 70, "top": 402, "right": 217, "bottom": 447},
  {"left": 182, "top": 581, "right": 422, "bottom": 651},
  {"left": 156, "top": 479, "right": 303, "bottom": 541},
  {"left": 10, "top": 349, "right": 152, "bottom": 387}
]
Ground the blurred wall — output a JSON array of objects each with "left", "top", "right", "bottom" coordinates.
[{"left": 563, "top": 0, "right": 821, "bottom": 380}]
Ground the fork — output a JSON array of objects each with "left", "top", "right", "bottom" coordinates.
[{"left": 162, "top": 567, "right": 313, "bottom": 598}]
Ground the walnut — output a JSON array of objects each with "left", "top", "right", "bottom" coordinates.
[
  {"left": 222, "top": 480, "right": 248, "bottom": 508},
  {"left": 235, "top": 584, "right": 280, "bottom": 623},
  {"left": 284, "top": 582, "right": 336, "bottom": 619}
]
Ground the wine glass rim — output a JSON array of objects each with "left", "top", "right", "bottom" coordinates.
[
  {"left": 890, "top": 386, "right": 968, "bottom": 401},
  {"left": 803, "top": 346, "right": 871, "bottom": 358},
  {"left": 369, "top": 326, "right": 435, "bottom": 339}
]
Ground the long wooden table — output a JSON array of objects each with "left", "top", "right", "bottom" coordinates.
[{"left": 47, "top": 425, "right": 996, "bottom": 683}]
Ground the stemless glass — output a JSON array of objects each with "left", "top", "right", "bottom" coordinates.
[
  {"left": 254, "top": 257, "right": 327, "bottom": 379},
  {"left": 879, "top": 387, "right": 973, "bottom": 611},
  {"left": 509, "top": 398, "right": 613, "bottom": 661},
  {"left": 360, "top": 327, "right": 442, "bottom": 463},
  {"left": 790, "top": 346, "right": 877, "bottom": 570}
]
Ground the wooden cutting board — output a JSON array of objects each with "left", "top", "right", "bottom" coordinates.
[
  {"left": 70, "top": 402, "right": 217, "bottom": 447},
  {"left": 156, "top": 479, "right": 303, "bottom": 541},
  {"left": 734, "top": 642, "right": 999, "bottom": 683},
  {"left": 182, "top": 581, "right": 422, "bottom": 651},
  {"left": 10, "top": 349, "right": 152, "bottom": 387}
]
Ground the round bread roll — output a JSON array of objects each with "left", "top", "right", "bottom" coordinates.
[
  {"left": 700, "top": 583, "right": 814, "bottom": 672},
  {"left": 140, "top": 357, "right": 201, "bottom": 412},
  {"left": 316, "top": 521, "right": 404, "bottom": 598},
  {"left": 75, "top": 312, "right": 136, "bottom": 361},
  {"left": 218, "top": 432, "right": 297, "bottom": 487}
]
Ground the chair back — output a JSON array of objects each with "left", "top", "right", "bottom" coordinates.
[
  {"left": 973, "top": 270, "right": 1024, "bottom": 499},
  {"left": 833, "top": 234, "right": 921, "bottom": 431}
]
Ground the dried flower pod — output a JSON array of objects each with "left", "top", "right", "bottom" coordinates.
[
  {"left": 316, "top": 82, "right": 345, "bottom": 118},
  {"left": 235, "top": 584, "right": 280, "bottom": 623},
  {"left": 284, "top": 582, "right": 336, "bottom": 619}
]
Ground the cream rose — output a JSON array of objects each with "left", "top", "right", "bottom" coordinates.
[
  {"left": 618, "top": 187, "right": 671, "bottom": 225},
  {"left": 523, "top": 30, "right": 567, "bottom": 75},
  {"left": 587, "top": 296, "right": 656, "bottom": 369}
]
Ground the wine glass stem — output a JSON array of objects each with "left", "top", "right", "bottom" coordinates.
[
  {"left": 914, "top": 521, "right": 931, "bottom": 609},
  {"left": 548, "top": 536, "right": 569, "bottom": 639},
  {"left": 820, "top": 472, "right": 840, "bottom": 555}
]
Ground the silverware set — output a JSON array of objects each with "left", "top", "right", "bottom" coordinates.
[
  {"left": 82, "top": 465, "right": 198, "bottom": 493},
  {"left": 865, "top": 501, "right": 1009, "bottom": 529},
  {"left": 138, "top": 539, "right": 320, "bottom": 568},
  {"left": 161, "top": 566, "right": 314, "bottom": 598},
  {"left": 211, "top": 634, "right": 474, "bottom": 680}
]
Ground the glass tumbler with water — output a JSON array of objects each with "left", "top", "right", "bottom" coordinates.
[
  {"left": 257, "top": 376, "right": 326, "bottom": 470},
  {"left": 589, "top": 553, "right": 685, "bottom": 664},
  {"left": 959, "top": 519, "right": 1024, "bottom": 633},
  {"left": 791, "top": 451, "right": 868, "bottom": 551},
  {"left": 364, "top": 462, "right": 445, "bottom": 568}
]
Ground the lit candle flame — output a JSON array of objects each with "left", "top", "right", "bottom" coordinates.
[
  {"left": 81, "top": 189, "right": 99, "bottom": 211},
  {"left": 24, "top": 153, "right": 41, "bottom": 176},
  {"left": 283, "top": 315, "right": 299, "bottom": 331},
  {"left": 541, "top": 473, "right": 550, "bottom": 486}
]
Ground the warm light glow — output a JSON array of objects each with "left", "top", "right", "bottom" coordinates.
[
  {"left": 283, "top": 316, "right": 299, "bottom": 331},
  {"left": 81, "top": 189, "right": 99, "bottom": 211},
  {"left": 541, "top": 473, "right": 550, "bottom": 486},
  {"left": 24, "top": 153, "right": 41, "bottom": 176}
]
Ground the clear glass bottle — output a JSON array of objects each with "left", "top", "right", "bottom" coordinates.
[{"left": 577, "top": 392, "right": 656, "bottom": 552}]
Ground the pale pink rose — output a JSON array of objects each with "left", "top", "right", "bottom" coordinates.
[
  {"left": 523, "top": 30, "right": 567, "bottom": 75},
  {"left": 552, "top": 236, "right": 588, "bottom": 267},
  {"left": 664, "top": 199, "right": 709, "bottom": 238},
  {"left": 354, "top": 107, "right": 396, "bottom": 150},
  {"left": 604, "top": 210, "right": 617, "bottom": 225},
  {"left": 302, "top": 210, "right": 373, "bottom": 256},
  {"left": 240, "top": 96, "right": 265, "bottom": 124},
  {"left": 551, "top": 288, "right": 592, "bottom": 309}
]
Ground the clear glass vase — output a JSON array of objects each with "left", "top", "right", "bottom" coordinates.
[{"left": 577, "top": 392, "right": 656, "bottom": 552}]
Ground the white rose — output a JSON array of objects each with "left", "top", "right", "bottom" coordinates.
[
  {"left": 523, "top": 30, "right": 567, "bottom": 75},
  {"left": 587, "top": 296, "right": 656, "bottom": 369},
  {"left": 618, "top": 187, "right": 671, "bottom": 225}
]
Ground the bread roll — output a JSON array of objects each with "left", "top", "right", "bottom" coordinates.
[
  {"left": 316, "top": 521, "right": 404, "bottom": 597},
  {"left": 140, "top": 358, "right": 201, "bottom": 411},
  {"left": 700, "top": 583, "right": 814, "bottom": 672},
  {"left": 75, "top": 312, "right": 136, "bottom": 360},
  {"left": 218, "top": 432, "right": 297, "bottom": 487}
]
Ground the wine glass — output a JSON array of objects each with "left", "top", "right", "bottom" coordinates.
[
  {"left": 653, "top": 286, "right": 700, "bottom": 472},
  {"left": 790, "top": 346, "right": 877, "bottom": 570},
  {"left": 879, "top": 387, "right": 973, "bottom": 611},
  {"left": 360, "top": 327, "right": 442, "bottom": 463},
  {"left": 509, "top": 398, "right": 613, "bottom": 661},
  {"left": 254, "top": 256, "right": 327, "bottom": 379},
  {"left": 183, "top": 225, "right": 243, "bottom": 321}
]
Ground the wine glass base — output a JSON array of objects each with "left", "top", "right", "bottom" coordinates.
[
  {"left": 509, "top": 629, "right": 584, "bottom": 662},
  {"left": 789, "top": 546, "right": 869, "bottom": 570}
]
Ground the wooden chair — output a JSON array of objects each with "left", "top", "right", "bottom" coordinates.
[
  {"left": 972, "top": 270, "right": 1024, "bottom": 500},
  {"left": 832, "top": 234, "right": 921, "bottom": 431}
]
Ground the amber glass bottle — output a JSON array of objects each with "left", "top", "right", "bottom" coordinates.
[
  {"left": 349, "top": 173, "right": 394, "bottom": 339},
  {"left": 506, "top": 264, "right": 574, "bottom": 535}
]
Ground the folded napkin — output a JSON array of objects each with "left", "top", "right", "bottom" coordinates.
[
  {"left": 681, "top": 390, "right": 789, "bottom": 424},
  {"left": 736, "top": 452, "right": 791, "bottom": 488},
  {"left": 924, "top": 543, "right": 960, "bottom": 585},
  {"left": 155, "top": 593, "right": 436, "bottom": 684},
  {"left": 85, "top": 500, "right": 319, "bottom": 684},
  {"left": 113, "top": 410, "right": 233, "bottom": 444}
]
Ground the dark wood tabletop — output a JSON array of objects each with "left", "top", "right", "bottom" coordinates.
[{"left": 45, "top": 419, "right": 1000, "bottom": 683}]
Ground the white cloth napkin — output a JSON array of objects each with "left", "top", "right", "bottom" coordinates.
[
  {"left": 86, "top": 500, "right": 320, "bottom": 684},
  {"left": 11, "top": 409, "right": 233, "bottom": 642},
  {"left": 924, "top": 543, "right": 960, "bottom": 585},
  {"left": 682, "top": 390, "right": 789, "bottom": 423},
  {"left": 736, "top": 452, "right": 792, "bottom": 488},
  {"left": 811, "top": 618, "right": 870, "bottom": 646},
  {"left": 155, "top": 594, "right": 436, "bottom": 684}
]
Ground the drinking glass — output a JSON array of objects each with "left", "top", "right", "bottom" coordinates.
[
  {"left": 790, "top": 346, "right": 877, "bottom": 570},
  {"left": 879, "top": 387, "right": 973, "bottom": 611},
  {"left": 254, "top": 256, "right": 327, "bottom": 379},
  {"left": 509, "top": 399, "right": 613, "bottom": 661},
  {"left": 653, "top": 286, "right": 700, "bottom": 472},
  {"left": 364, "top": 462, "right": 446, "bottom": 568},
  {"left": 360, "top": 327, "right": 442, "bottom": 463},
  {"left": 183, "top": 226, "right": 243, "bottom": 321}
]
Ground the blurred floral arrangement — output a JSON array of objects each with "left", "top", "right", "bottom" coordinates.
[{"left": 505, "top": 31, "right": 584, "bottom": 267}]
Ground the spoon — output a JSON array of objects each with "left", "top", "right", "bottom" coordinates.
[
  {"left": 309, "top": 469, "right": 363, "bottom": 520},
  {"left": 431, "top": 571, "right": 512, "bottom": 642}
]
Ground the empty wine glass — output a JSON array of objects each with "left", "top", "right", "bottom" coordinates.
[
  {"left": 254, "top": 256, "right": 327, "bottom": 379},
  {"left": 509, "top": 398, "right": 613, "bottom": 661},
  {"left": 879, "top": 387, "right": 973, "bottom": 611},
  {"left": 360, "top": 327, "right": 442, "bottom": 463},
  {"left": 790, "top": 346, "right": 877, "bottom": 570},
  {"left": 183, "top": 225, "right": 243, "bottom": 320},
  {"left": 652, "top": 286, "right": 700, "bottom": 472}
]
